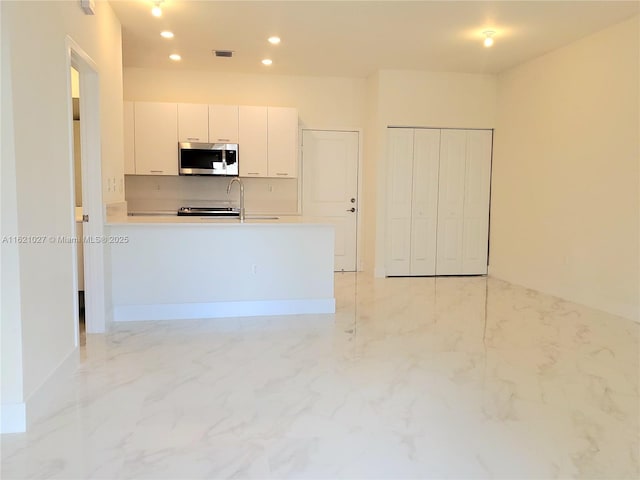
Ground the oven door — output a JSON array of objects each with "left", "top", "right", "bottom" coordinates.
[{"left": 179, "top": 142, "right": 238, "bottom": 176}]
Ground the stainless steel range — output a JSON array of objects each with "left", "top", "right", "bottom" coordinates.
[{"left": 177, "top": 207, "right": 239, "bottom": 217}]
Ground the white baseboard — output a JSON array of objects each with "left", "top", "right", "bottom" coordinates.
[
  {"left": 1, "top": 347, "right": 78, "bottom": 434},
  {"left": 1, "top": 403, "right": 26, "bottom": 433},
  {"left": 114, "top": 298, "right": 336, "bottom": 321},
  {"left": 25, "top": 347, "right": 79, "bottom": 430}
]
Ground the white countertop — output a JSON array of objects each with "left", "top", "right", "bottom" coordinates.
[{"left": 106, "top": 214, "right": 333, "bottom": 227}]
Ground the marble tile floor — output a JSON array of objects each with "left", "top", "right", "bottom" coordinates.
[{"left": 1, "top": 274, "right": 638, "bottom": 479}]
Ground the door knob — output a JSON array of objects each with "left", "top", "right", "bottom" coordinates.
[
  {"left": 350, "top": 198, "right": 356, "bottom": 203},
  {"left": 347, "top": 207, "right": 356, "bottom": 212}
]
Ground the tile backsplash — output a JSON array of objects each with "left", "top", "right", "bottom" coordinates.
[{"left": 125, "top": 175, "right": 299, "bottom": 215}]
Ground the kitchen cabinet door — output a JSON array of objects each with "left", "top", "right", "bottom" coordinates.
[
  {"left": 178, "top": 103, "right": 208, "bottom": 143},
  {"left": 209, "top": 105, "right": 239, "bottom": 143},
  {"left": 238, "top": 106, "right": 268, "bottom": 177},
  {"left": 123, "top": 101, "right": 135, "bottom": 174},
  {"left": 385, "top": 128, "right": 414, "bottom": 276},
  {"left": 267, "top": 107, "right": 298, "bottom": 178},
  {"left": 410, "top": 129, "right": 440, "bottom": 275},
  {"left": 134, "top": 102, "right": 178, "bottom": 175}
]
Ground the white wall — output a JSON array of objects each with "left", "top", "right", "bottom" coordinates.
[
  {"left": 1, "top": 0, "right": 124, "bottom": 431},
  {"left": 1, "top": 5, "right": 25, "bottom": 432},
  {"left": 490, "top": 16, "right": 640, "bottom": 320},
  {"left": 372, "top": 70, "right": 497, "bottom": 273},
  {"left": 124, "top": 68, "right": 366, "bottom": 131}
]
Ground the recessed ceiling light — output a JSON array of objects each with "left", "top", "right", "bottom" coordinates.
[
  {"left": 169, "top": 54, "right": 181, "bottom": 61},
  {"left": 483, "top": 31, "right": 495, "bottom": 47},
  {"left": 261, "top": 59, "right": 273, "bottom": 66},
  {"left": 268, "top": 36, "right": 281, "bottom": 45},
  {"left": 151, "top": 1, "right": 163, "bottom": 17},
  {"left": 160, "top": 31, "right": 174, "bottom": 39}
]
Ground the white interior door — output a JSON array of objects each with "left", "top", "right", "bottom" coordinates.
[{"left": 302, "top": 130, "right": 359, "bottom": 272}]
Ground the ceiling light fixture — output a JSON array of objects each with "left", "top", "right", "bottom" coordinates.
[
  {"left": 151, "top": 1, "right": 163, "bottom": 17},
  {"left": 169, "top": 53, "right": 181, "bottom": 61},
  {"left": 268, "top": 36, "right": 281, "bottom": 45},
  {"left": 160, "top": 31, "right": 174, "bottom": 39},
  {"left": 261, "top": 59, "right": 273, "bottom": 66},
  {"left": 483, "top": 31, "right": 495, "bottom": 47}
]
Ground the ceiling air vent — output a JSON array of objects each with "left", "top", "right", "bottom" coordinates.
[{"left": 213, "top": 50, "right": 234, "bottom": 58}]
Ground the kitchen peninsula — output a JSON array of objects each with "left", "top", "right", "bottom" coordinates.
[{"left": 106, "top": 215, "right": 335, "bottom": 321}]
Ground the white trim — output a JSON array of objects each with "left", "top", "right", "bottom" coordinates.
[
  {"left": 25, "top": 347, "right": 79, "bottom": 429},
  {"left": 65, "top": 36, "right": 106, "bottom": 334},
  {"left": 0, "top": 347, "right": 79, "bottom": 434},
  {"left": 114, "top": 298, "right": 336, "bottom": 321},
  {"left": 1, "top": 403, "right": 26, "bottom": 434}
]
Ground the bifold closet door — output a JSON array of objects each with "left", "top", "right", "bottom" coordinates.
[
  {"left": 386, "top": 129, "right": 414, "bottom": 276},
  {"left": 410, "top": 129, "right": 440, "bottom": 275},
  {"left": 436, "top": 129, "right": 492, "bottom": 275},
  {"left": 461, "top": 130, "right": 492, "bottom": 274}
]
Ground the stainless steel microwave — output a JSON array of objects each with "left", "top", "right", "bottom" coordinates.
[{"left": 178, "top": 142, "right": 238, "bottom": 176}]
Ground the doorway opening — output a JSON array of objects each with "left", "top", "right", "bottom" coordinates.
[
  {"left": 66, "top": 36, "right": 107, "bottom": 340},
  {"left": 70, "top": 66, "right": 85, "bottom": 345}
]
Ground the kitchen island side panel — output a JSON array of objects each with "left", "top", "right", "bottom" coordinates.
[{"left": 107, "top": 223, "right": 335, "bottom": 320}]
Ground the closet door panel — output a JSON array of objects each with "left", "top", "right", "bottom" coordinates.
[
  {"left": 436, "top": 130, "right": 466, "bottom": 274},
  {"left": 410, "top": 129, "right": 440, "bottom": 275},
  {"left": 386, "top": 128, "right": 414, "bottom": 276},
  {"left": 462, "top": 130, "right": 492, "bottom": 274}
]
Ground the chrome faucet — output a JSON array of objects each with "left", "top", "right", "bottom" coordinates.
[{"left": 226, "top": 177, "right": 245, "bottom": 222}]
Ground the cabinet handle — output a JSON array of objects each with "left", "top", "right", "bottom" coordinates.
[
  {"left": 276, "top": 173, "right": 288, "bottom": 176},
  {"left": 187, "top": 137, "right": 199, "bottom": 141},
  {"left": 150, "top": 170, "right": 164, "bottom": 173},
  {"left": 217, "top": 138, "right": 230, "bottom": 142},
  {"left": 247, "top": 172, "right": 259, "bottom": 175}
]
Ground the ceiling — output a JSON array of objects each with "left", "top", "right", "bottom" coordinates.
[{"left": 109, "top": 1, "right": 639, "bottom": 78}]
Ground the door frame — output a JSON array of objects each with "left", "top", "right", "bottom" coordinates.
[
  {"left": 65, "top": 36, "right": 107, "bottom": 336},
  {"left": 299, "top": 128, "right": 363, "bottom": 271}
]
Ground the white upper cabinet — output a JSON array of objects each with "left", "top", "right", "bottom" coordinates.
[
  {"left": 238, "top": 106, "right": 268, "bottom": 177},
  {"left": 267, "top": 107, "right": 298, "bottom": 178},
  {"left": 134, "top": 102, "right": 178, "bottom": 175},
  {"left": 123, "top": 101, "right": 135, "bottom": 174},
  {"left": 127, "top": 102, "right": 298, "bottom": 178},
  {"left": 177, "top": 103, "right": 208, "bottom": 143},
  {"left": 209, "top": 105, "right": 239, "bottom": 143}
]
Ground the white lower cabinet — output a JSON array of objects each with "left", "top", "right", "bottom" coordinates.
[{"left": 386, "top": 127, "right": 492, "bottom": 276}]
